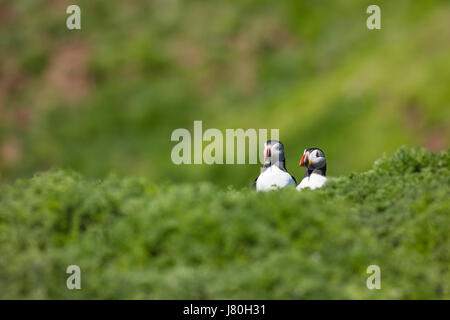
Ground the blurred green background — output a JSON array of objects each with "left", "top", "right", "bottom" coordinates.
[{"left": 0, "top": 0, "right": 449, "bottom": 186}]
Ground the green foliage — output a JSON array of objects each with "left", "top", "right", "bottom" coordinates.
[
  {"left": 1, "top": 0, "right": 449, "bottom": 186},
  {"left": 0, "top": 147, "right": 448, "bottom": 299}
]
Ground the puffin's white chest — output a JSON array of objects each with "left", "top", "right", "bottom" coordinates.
[
  {"left": 296, "top": 173, "right": 327, "bottom": 190},
  {"left": 256, "top": 166, "right": 296, "bottom": 191}
]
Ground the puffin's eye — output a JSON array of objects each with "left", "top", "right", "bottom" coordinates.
[{"left": 316, "top": 151, "right": 320, "bottom": 157}]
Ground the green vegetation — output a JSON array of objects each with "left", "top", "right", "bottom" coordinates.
[
  {"left": 0, "top": 0, "right": 448, "bottom": 300},
  {"left": 1, "top": 147, "right": 448, "bottom": 299},
  {"left": 1, "top": 0, "right": 449, "bottom": 186}
]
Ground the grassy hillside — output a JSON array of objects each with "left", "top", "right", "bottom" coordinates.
[
  {"left": 1, "top": 147, "right": 448, "bottom": 299},
  {"left": 1, "top": 0, "right": 449, "bottom": 186}
]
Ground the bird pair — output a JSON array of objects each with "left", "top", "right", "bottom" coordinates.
[{"left": 254, "top": 140, "right": 327, "bottom": 191}]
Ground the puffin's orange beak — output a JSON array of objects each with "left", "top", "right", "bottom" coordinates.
[
  {"left": 299, "top": 154, "right": 306, "bottom": 167},
  {"left": 264, "top": 147, "right": 270, "bottom": 162}
]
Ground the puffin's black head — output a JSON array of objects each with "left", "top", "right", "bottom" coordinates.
[
  {"left": 299, "top": 147, "right": 326, "bottom": 175},
  {"left": 264, "top": 140, "right": 285, "bottom": 165}
]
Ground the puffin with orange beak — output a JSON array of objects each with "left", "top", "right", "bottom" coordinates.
[
  {"left": 254, "top": 140, "right": 297, "bottom": 191},
  {"left": 297, "top": 148, "right": 327, "bottom": 190}
]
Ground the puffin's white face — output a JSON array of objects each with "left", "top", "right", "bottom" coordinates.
[
  {"left": 264, "top": 142, "right": 284, "bottom": 163},
  {"left": 300, "top": 148, "right": 326, "bottom": 168},
  {"left": 309, "top": 149, "right": 326, "bottom": 168}
]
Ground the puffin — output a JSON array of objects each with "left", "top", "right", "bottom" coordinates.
[
  {"left": 254, "top": 140, "right": 297, "bottom": 191},
  {"left": 296, "top": 147, "right": 327, "bottom": 190}
]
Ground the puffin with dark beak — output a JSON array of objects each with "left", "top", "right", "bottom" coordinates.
[
  {"left": 297, "top": 147, "right": 327, "bottom": 190},
  {"left": 254, "top": 140, "right": 297, "bottom": 191}
]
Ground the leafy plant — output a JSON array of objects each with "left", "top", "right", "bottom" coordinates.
[{"left": 0, "top": 147, "right": 448, "bottom": 299}]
